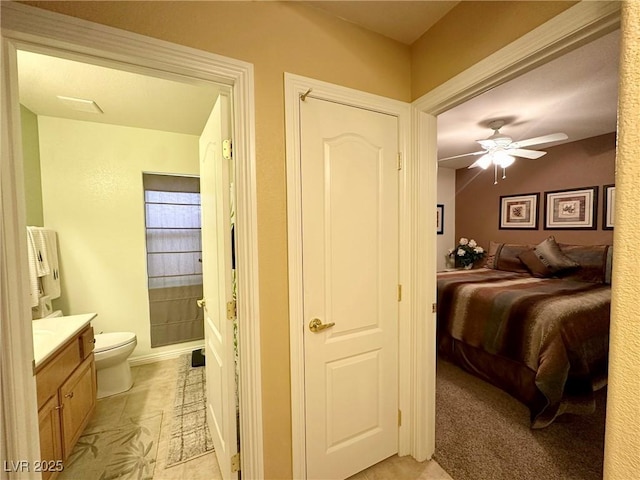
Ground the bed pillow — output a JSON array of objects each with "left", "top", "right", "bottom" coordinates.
[
  {"left": 484, "top": 241, "right": 531, "bottom": 273},
  {"left": 519, "top": 236, "right": 580, "bottom": 278},
  {"left": 559, "top": 244, "right": 613, "bottom": 283}
]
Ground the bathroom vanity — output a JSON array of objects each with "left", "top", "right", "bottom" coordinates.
[{"left": 32, "top": 314, "right": 97, "bottom": 480}]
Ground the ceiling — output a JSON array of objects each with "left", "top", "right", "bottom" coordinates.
[
  {"left": 437, "top": 29, "right": 620, "bottom": 169},
  {"left": 16, "top": 3, "right": 619, "bottom": 168},
  {"left": 17, "top": 51, "right": 223, "bottom": 136},
  {"left": 301, "top": 1, "right": 460, "bottom": 45}
]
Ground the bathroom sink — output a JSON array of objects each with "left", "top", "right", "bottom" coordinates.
[{"left": 32, "top": 313, "right": 97, "bottom": 367}]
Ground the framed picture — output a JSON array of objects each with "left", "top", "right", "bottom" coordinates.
[
  {"left": 603, "top": 184, "right": 615, "bottom": 230},
  {"left": 544, "top": 186, "right": 598, "bottom": 229},
  {"left": 436, "top": 204, "right": 444, "bottom": 235},
  {"left": 499, "top": 193, "right": 539, "bottom": 229}
]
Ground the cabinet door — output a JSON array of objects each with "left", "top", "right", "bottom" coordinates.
[
  {"left": 38, "top": 395, "right": 63, "bottom": 480},
  {"left": 60, "top": 355, "right": 96, "bottom": 459}
]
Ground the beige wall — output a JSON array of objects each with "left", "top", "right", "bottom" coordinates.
[
  {"left": 37, "top": 116, "right": 203, "bottom": 358},
  {"left": 21, "top": 105, "right": 43, "bottom": 226},
  {"left": 454, "top": 133, "right": 615, "bottom": 250},
  {"left": 21, "top": 2, "right": 634, "bottom": 478},
  {"left": 604, "top": 2, "right": 640, "bottom": 477},
  {"left": 410, "top": 1, "right": 577, "bottom": 98}
]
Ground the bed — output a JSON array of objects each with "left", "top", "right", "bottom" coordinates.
[{"left": 436, "top": 237, "right": 612, "bottom": 428}]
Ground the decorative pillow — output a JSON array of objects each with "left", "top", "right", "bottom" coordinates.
[{"left": 518, "top": 236, "right": 579, "bottom": 278}]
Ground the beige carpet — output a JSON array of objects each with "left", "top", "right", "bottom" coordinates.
[
  {"left": 165, "top": 353, "right": 214, "bottom": 467},
  {"left": 434, "top": 358, "right": 606, "bottom": 480},
  {"left": 61, "top": 412, "right": 163, "bottom": 480}
]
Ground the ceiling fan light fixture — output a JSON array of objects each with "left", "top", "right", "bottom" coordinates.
[
  {"left": 477, "top": 153, "right": 492, "bottom": 169},
  {"left": 493, "top": 151, "right": 515, "bottom": 168}
]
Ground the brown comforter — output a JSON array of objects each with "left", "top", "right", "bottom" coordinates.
[{"left": 437, "top": 268, "right": 610, "bottom": 428}]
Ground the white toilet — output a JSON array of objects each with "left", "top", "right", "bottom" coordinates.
[
  {"left": 94, "top": 331, "right": 137, "bottom": 399},
  {"left": 46, "top": 310, "right": 137, "bottom": 399}
]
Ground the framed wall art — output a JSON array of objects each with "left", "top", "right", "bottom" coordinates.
[
  {"left": 544, "top": 186, "right": 598, "bottom": 229},
  {"left": 603, "top": 184, "right": 615, "bottom": 230},
  {"left": 499, "top": 193, "right": 539, "bottom": 229},
  {"left": 436, "top": 204, "right": 444, "bottom": 235}
]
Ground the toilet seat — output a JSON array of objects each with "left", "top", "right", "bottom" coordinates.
[{"left": 95, "top": 332, "right": 136, "bottom": 353}]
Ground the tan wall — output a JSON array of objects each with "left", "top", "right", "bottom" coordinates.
[
  {"left": 411, "top": 1, "right": 577, "bottom": 98},
  {"left": 20, "top": 1, "right": 610, "bottom": 477},
  {"left": 454, "top": 133, "right": 615, "bottom": 250},
  {"left": 604, "top": 2, "right": 640, "bottom": 477}
]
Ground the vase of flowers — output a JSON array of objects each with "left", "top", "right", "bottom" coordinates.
[{"left": 448, "top": 238, "right": 485, "bottom": 269}]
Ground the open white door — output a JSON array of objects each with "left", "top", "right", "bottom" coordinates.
[{"left": 199, "top": 92, "right": 238, "bottom": 480}]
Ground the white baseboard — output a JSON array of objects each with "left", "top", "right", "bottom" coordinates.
[{"left": 128, "top": 343, "right": 205, "bottom": 366}]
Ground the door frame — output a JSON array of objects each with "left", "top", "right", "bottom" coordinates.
[
  {"left": 411, "top": 0, "right": 621, "bottom": 461},
  {"left": 0, "top": 3, "right": 263, "bottom": 478},
  {"left": 285, "top": 73, "right": 413, "bottom": 478}
]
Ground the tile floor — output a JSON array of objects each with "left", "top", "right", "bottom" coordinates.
[
  {"left": 347, "top": 455, "right": 453, "bottom": 480},
  {"left": 81, "top": 356, "right": 452, "bottom": 480},
  {"left": 83, "top": 357, "right": 220, "bottom": 480}
]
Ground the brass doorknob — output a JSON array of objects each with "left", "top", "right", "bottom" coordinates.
[
  {"left": 197, "top": 298, "right": 206, "bottom": 308},
  {"left": 309, "top": 318, "right": 335, "bottom": 333}
]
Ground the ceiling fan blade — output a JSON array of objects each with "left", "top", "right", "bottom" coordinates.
[
  {"left": 514, "top": 133, "right": 568, "bottom": 148},
  {"left": 439, "top": 150, "right": 485, "bottom": 161},
  {"left": 468, "top": 159, "right": 483, "bottom": 169},
  {"left": 508, "top": 148, "right": 547, "bottom": 159}
]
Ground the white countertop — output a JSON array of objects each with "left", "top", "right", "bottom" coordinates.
[{"left": 32, "top": 313, "right": 97, "bottom": 368}]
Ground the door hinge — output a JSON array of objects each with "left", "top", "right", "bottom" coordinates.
[
  {"left": 397, "top": 152, "right": 402, "bottom": 171},
  {"left": 398, "top": 409, "right": 402, "bottom": 426},
  {"left": 432, "top": 302, "right": 437, "bottom": 313},
  {"left": 231, "top": 452, "right": 241, "bottom": 473},
  {"left": 398, "top": 284, "right": 402, "bottom": 302},
  {"left": 226, "top": 300, "right": 237, "bottom": 320},
  {"left": 223, "top": 139, "right": 233, "bottom": 160}
]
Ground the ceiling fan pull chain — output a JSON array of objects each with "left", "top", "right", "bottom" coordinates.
[
  {"left": 494, "top": 164, "right": 498, "bottom": 185},
  {"left": 502, "top": 167, "right": 507, "bottom": 180}
]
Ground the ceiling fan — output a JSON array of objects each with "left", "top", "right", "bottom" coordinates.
[{"left": 440, "top": 120, "right": 568, "bottom": 182}]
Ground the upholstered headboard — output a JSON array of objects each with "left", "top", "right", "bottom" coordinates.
[{"left": 485, "top": 239, "right": 613, "bottom": 284}]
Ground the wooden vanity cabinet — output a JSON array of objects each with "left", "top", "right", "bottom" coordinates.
[
  {"left": 38, "top": 395, "right": 63, "bottom": 476},
  {"left": 60, "top": 355, "right": 96, "bottom": 456},
  {"left": 35, "top": 325, "right": 96, "bottom": 480}
]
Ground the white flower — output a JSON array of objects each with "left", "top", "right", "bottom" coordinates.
[
  {"left": 474, "top": 246, "right": 484, "bottom": 254},
  {"left": 448, "top": 248, "right": 454, "bottom": 255},
  {"left": 469, "top": 239, "right": 477, "bottom": 248},
  {"left": 459, "top": 238, "right": 469, "bottom": 246},
  {"left": 457, "top": 248, "right": 466, "bottom": 257}
]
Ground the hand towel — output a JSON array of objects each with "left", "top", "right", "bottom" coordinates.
[
  {"left": 41, "top": 229, "right": 61, "bottom": 299},
  {"left": 27, "top": 226, "right": 50, "bottom": 277},
  {"left": 26, "top": 228, "right": 41, "bottom": 307}
]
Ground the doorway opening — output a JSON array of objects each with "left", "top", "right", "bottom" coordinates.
[
  {"left": 2, "top": 4, "right": 262, "bottom": 477},
  {"left": 420, "top": 4, "right": 620, "bottom": 480},
  {"left": 17, "top": 47, "right": 234, "bottom": 477}
]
